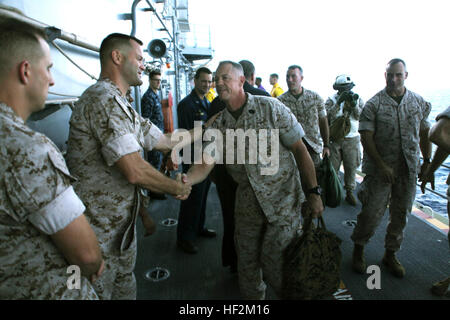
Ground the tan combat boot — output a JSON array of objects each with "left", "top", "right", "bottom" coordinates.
[
  {"left": 382, "top": 250, "right": 406, "bottom": 278},
  {"left": 352, "top": 244, "right": 366, "bottom": 274},
  {"left": 345, "top": 190, "right": 357, "bottom": 206}
]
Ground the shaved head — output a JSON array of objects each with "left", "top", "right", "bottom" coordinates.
[{"left": 99, "top": 33, "right": 143, "bottom": 67}]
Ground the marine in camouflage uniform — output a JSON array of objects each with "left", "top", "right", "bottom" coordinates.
[
  {"left": 0, "top": 102, "right": 98, "bottom": 299},
  {"left": 66, "top": 79, "right": 164, "bottom": 299},
  {"left": 201, "top": 85, "right": 321, "bottom": 298},
  {"left": 325, "top": 91, "right": 364, "bottom": 203},
  {"left": 278, "top": 87, "right": 328, "bottom": 168},
  {"left": 351, "top": 88, "right": 431, "bottom": 255}
]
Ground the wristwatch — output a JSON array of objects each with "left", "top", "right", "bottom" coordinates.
[{"left": 307, "top": 186, "right": 322, "bottom": 196}]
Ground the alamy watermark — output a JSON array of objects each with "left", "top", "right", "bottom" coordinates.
[
  {"left": 171, "top": 121, "right": 280, "bottom": 175},
  {"left": 366, "top": 265, "right": 381, "bottom": 290},
  {"left": 67, "top": 265, "right": 81, "bottom": 290}
]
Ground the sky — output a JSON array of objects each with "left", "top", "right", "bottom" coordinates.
[{"left": 188, "top": 0, "right": 450, "bottom": 102}]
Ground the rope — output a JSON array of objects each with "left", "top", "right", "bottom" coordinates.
[
  {"left": 51, "top": 40, "right": 98, "bottom": 81},
  {"left": 48, "top": 91, "right": 79, "bottom": 98}
]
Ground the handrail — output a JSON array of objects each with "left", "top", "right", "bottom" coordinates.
[
  {"left": 0, "top": 5, "right": 99, "bottom": 52},
  {"left": 45, "top": 98, "right": 78, "bottom": 105}
]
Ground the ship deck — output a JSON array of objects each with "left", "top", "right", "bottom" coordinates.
[{"left": 134, "top": 179, "right": 449, "bottom": 301}]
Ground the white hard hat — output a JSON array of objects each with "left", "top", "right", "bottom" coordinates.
[{"left": 334, "top": 74, "right": 353, "bottom": 85}]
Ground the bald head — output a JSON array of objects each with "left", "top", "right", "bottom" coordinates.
[{"left": 0, "top": 19, "right": 48, "bottom": 81}]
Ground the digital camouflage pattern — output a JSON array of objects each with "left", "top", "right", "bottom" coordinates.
[
  {"left": 325, "top": 93, "right": 364, "bottom": 191},
  {"left": 233, "top": 183, "right": 302, "bottom": 299},
  {"left": 359, "top": 88, "right": 431, "bottom": 176},
  {"left": 0, "top": 102, "right": 98, "bottom": 299},
  {"left": 328, "top": 136, "right": 361, "bottom": 191},
  {"left": 352, "top": 88, "right": 431, "bottom": 251},
  {"left": 208, "top": 94, "right": 306, "bottom": 223},
  {"left": 66, "top": 79, "right": 163, "bottom": 299},
  {"left": 207, "top": 94, "right": 305, "bottom": 299},
  {"left": 352, "top": 169, "right": 417, "bottom": 251},
  {"left": 278, "top": 88, "right": 327, "bottom": 155}
]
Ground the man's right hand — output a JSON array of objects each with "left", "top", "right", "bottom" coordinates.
[
  {"left": 380, "top": 163, "right": 395, "bottom": 184},
  {"left": 419, "top": 166, "right": 435, "bottom": 194},
  {"left": 174, "top": 173, "right": 191, "bottom": 200},
  {"left": 91, "top": 259, "right": 105, "bottom": 283}
]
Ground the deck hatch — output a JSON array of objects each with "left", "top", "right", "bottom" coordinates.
[
  {"left": 144, "top": 267, "right": 170, "bottom": 282},
  {"left": 160, "top": 218, "right": 178, "bottom": 227}
]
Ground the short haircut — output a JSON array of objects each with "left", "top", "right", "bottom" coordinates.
[
  {"left": 99, "top": 33, "right": 143, "bottom": 66},
  {"left": 217, "top": 61, "right": 244, "bottom": 77},
  {"left": 270, "top": 73, "right": 279, "bottom": 79},
  {"left": 149, "top": 69, "right": 161, "bottom": 79},
  {"left": 194, "top": 67, "right": 212, "bottom": 79},
  {"left": 256, "top": 77, "right": 262, "bottom": 82},
  {"left": 0, "top": 18, "right": 48, "bottom": 77},
  {"left": 387, "top": 58, "right": 407, "bottom": 71},
  {"left": 239, "top": 60, "right": 255, "bottom": 80},
  {"left": 288, "top": 65, "right": 303, "bottom": 74}
]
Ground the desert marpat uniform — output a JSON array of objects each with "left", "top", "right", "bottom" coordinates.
[
  {"left": 66, "top": 79, "right": 163, "bottom": 299},
  {"left": 351, "top": 88, "right": 431, "bottom": 251},
  {"left": 0, "top": 102, "right": 98, "bottom": 299},
  {"left": 325, "top": 93, "right": 364, "bottom": 191},
  {"left": 207, "top": 94, "right": 305, "bottom": 299},
  {"left": 278, "top": 88, "right": 326, "bottom": 167}
]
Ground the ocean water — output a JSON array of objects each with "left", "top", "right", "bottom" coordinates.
[{"left": 414, "top": 89, "right": 449, "bottom": 220}]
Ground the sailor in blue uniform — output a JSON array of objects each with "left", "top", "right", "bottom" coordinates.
[{"left": 176, "top": 67, "right": 216, "bottom": 254}]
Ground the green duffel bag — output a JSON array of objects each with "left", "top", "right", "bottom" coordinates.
[
  {"left": 282, "top": 216, "right": 342, "bottom": 300},
  {"left": 317, "top": 154, "right": 345, "bottom": 208}
]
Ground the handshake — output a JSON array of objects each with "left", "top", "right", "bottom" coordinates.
[{"left": 174, "top": 173, "right": 192, "bottom": 201}]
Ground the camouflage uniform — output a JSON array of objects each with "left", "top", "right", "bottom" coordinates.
[
  {"left": 351, "top": 89, "right": 431, "bottom": 251},
  {"left": 325, "top": 93, "right": 364, "bottom": 191},
  {"left": 207, "top": 94, "right": 305, "bottom": 299},
  {"left": 0, "top": 102, "right": 98, "bottom": 299},
  {"left": 278, "top": 89, "right": 327, "bottom": 167},
  {"left": 66, "top": 79, "right": 163, "bottom": 299}
]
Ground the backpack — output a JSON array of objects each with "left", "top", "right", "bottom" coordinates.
[
  {"left": 329, "top": 112, "right": 351, "bottom": 142},
  {"left": 282, "top": 216, "right": 342, "bottom": 300}
]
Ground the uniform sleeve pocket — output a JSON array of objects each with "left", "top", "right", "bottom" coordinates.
[{"left": 47, "top": 149, "right": 77, "bottom": 182}]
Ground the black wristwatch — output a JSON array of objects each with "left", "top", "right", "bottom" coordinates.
[{"left": 307, "top": 186, "right": 322, "bottom": 196}]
